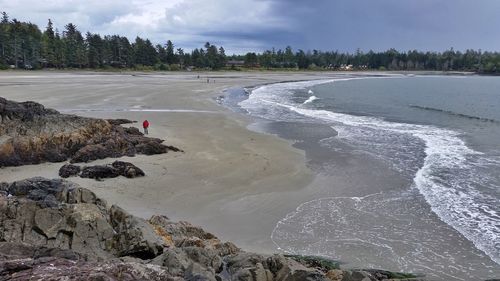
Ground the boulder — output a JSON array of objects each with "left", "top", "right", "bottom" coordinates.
[
  {"left": 0, "top": 178, "right": 165, "bottom": 261},
  {"left": 59, "top": 163, "right": 81, "bottom": 178},
  {"left": 109, "top": 205, "right": 164, "bottom": 259},
  {"left": 136, "top": 141, "right": 169, "bottom": 155},
  {"left": 148, "top": 215, "right": 239, "bottom": 256},
  {"left": 80, "top": 164, "right": 121, "bottom": 179},
  {"left": 75, "top": 161, "right": 145, "bottom": 180},
  {"left": 112, "top": 161, "right": 145, "bottom": 178},
  {"left": 0, "top": 242, "right": 174, "bottom": 281}
]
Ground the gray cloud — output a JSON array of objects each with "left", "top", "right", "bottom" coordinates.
[{"left": 1, "top": 0, "right": 499, "bottom": 53}]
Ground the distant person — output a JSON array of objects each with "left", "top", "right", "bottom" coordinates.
[{"left": 142, "top": 120, "right": 149, "bottom": 135}]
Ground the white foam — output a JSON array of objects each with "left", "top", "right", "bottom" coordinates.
[
  {"left": 308, "top": 89, "right": 314, "bottom": 94},
  {"left": 241, "top": 77, "right": 500, "bottom": 265},
  {"left": 303, "top": 96, "right": 318, "bottom": 104}
]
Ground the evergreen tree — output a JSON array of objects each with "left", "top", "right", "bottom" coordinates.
[
  {"left": 86, "top": 32, "right": 103, "bottom": 68},
  {"left": 165, "top": 40, "right": 175, "bottom": 65},
  {"left": 63, "top": 23, "right": 86, "bottom": 68},
  {"left": 41, "top": 19, "right": 56, "bottom": 67}
]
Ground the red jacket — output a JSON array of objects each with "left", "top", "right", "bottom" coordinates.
[{"left": 143, "top": 120, "right": 149, "bottom": 128}]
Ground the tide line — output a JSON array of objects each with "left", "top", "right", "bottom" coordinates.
[{"left": 60, "top": 108, "right": 220, "bottom": 114}]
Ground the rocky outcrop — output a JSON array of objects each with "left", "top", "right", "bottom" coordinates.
[
  {"left": 80, "top": 165, "right": 121, "bottom": 179},
  {"left": 59, "top": 163, "right": 82, "bottom": 178},
  {"left": 0, "top": 178, "right": 426, "bottom": 280},
  {"left": 0, "top": 177, "right": 162, "bottom": 260},
  {"left": 60, "top": 161, "right": 145, "bottom": 180},
  {"left": 0, "top": 242, "right": 174, "bottom": 280},
  {"left": 0, "top": 97, "right": 182, "bottom": 167},
  {"left": 111, "top": 161, "right": 146, "bottom": 178}
]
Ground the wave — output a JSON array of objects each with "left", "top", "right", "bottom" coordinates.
[
  {"left": 270, "top": 193, "right": 490, "bottom": 280},
  {"left": 303, "top": 96, "right": 318, "bottom": 104},
  {"left": 410, "top": 105, "right": 498, "bottom": 123},
  {"left": 239, "top": 78, "right": 500, "bottom": 265}
]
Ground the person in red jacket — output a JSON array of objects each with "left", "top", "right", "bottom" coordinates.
[{"left": 142, "top": 120, "right": 149, "bottom": 135}]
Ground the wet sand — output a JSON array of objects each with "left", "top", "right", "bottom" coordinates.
[{"left": 0, "top": 70, "right": 337, "bottom": 253}]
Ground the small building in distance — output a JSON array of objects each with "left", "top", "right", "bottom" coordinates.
[{"left": 339, "top": 64, "right": 354, "bottom": 70}]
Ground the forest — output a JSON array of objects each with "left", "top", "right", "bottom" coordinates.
[{"left": 1, "top": 12, "right": 499, "bottom": 73}]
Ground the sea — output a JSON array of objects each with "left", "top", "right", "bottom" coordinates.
[{"left": 224, "top": 74, "right": 500, "bottom": 281}]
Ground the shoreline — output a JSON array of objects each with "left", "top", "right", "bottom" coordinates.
[
  {"left": 0, "top": 71, "right": 332, "bottom": 254},
  {"left": 237, "top": 75, "right": 500, "bottom": 280},
  {"left": 1, "top": 71, "right": 499, "bottom": 280}
]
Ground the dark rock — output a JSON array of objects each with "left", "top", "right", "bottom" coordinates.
[
  {"left": 112, "top": 161, "right": 145, "bottom": 178},
  {"left": 0, "top": 97, "right": 182, "bottom": 168},
  {"left": 0, "top": 178, "right": 429, "bottom": 281},
  {"left": 136, "top": 140, "right": 169, "bottom": 155},
  {"left": 107, "top": 119, "right": 136, "bottom": 126},
  {"left": 148, "top": 215, "right": 239, "bottom": 257},
  {"left": 81, "top": 165, "right": 120, "bottom": 179},
  {"left": 109, "top": 205, "right": 164, "bottom": 259},
  {"left": 74, "top": 161, "right": 145, "bottom": 180},
  {"left": 59, "top": 163, "right": 81, "bottom": 178},
  {"left": 124, "top": 126, "right": 143, "bottom": 135},
  {"left": 0, "top": 97, "right": 58, "bottom": 123},
  {"left": 0, "top": 248, "right": 174, "bottom": 280}
]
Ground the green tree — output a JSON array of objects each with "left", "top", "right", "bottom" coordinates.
[
  {"left": 165, "top": 40, "right": 175, "bottom": 65},
  {"left": 244, "top": 52, "right": 258, "bottom": 67},
  {"left": 41, "top": 19, "right": 57, "bottom": 67},
  {"left": 63, "top": 23, "right": 86, "bottom": 67}
]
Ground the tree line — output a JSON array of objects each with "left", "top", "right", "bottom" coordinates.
[
  {"left": 1, "top": 12, "right": 499, "bottom": 73},
  {"left": 0, "top": 12, "right": 226, "bottom": 70},
  {"left": 234, "top": 47, "right": 500, "bottom": 73}
]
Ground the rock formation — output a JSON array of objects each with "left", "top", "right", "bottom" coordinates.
[
  {"left": 0, "top": 177, "right": 426, "bottom": 281},
  {"left": 60, "top": 161, "right": 145, "bottom": 180},
  {"left": 0, "top": 97, "right": 182, "bottom": 167}
]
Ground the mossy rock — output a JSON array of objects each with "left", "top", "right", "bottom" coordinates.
[
  {"left": 284, "top": 254, "right": 340, "bottom": 271},
  {"left": 387, "top": 271, "right": 419, "bottom": 279}
]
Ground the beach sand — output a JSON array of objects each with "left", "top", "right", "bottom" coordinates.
[{"left": 0, "top": 71, "right": 337, "bottom": 253}]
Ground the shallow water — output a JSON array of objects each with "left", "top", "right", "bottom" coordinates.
[{"left": 234, "top": 75, "right": 500, "bottom": 280}]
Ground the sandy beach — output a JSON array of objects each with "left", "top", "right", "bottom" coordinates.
[{"left": 0, "top": 71, "right": 337, "bottom": 253}]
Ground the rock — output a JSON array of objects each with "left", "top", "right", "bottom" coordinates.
[
  {"left": 341, "top": 270, "right": 374, "bottom": 281},
  {"left": 0, "top": 178, "right": 428, "bottom": 281},
  {"left": 0, "top": 178, "right": 165, "bottom": 261},
  {"left": 107, "top": 118, "right": 136, "bottom": 126},
  {"left": 136, "top": 140, "right": 169, "bottom": 155},
  {"left": 326, "top": 269, "right": 344, "bottom": 281},
  {"left": 0, "top": 97, "right": 58, "bottom": 123},
  {"left": 109, "top": 205, "right": 164, "bottom": 259},
  {"left": 72, "top": 161, "right": 145, "bottom": 180},
  {"left": 148, "top": 215, "right": 239, "bottom": 256},
  {"left": 112, "top": 161, "right": 145, "bottom": 178},
  {"left": 59, "top": 163, "right": 81, "bottom": 178},
  {"left": 225, "top": 253, "right": 330, "bottom": 281},
  {"left": 0, "top": 97, "right": 182, "bottom": 167},
  {"left": 124, "top": 126, "right": 143, "bottom": 135},
  {"left": 80, "top": 165, "right": 120, "bottom": 179},
  {"left": 0, "top": 247, "right": 175, "bottom": 280}
]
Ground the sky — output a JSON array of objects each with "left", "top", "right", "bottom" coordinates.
[{"left": 1, "top": 0, "right": 500, "bottom": 54}]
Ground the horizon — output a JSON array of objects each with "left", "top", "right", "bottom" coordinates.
[{"left": 1, "top": 0, "right": 500, "bottom": 55}]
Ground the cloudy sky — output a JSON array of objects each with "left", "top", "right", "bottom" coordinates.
[{"left": 1, "top": 0, "right": 499, "bottom": 54}]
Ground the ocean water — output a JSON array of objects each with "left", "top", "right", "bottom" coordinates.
[{"left": 234, "top": 75, "right": 500, "bottom": 280}]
